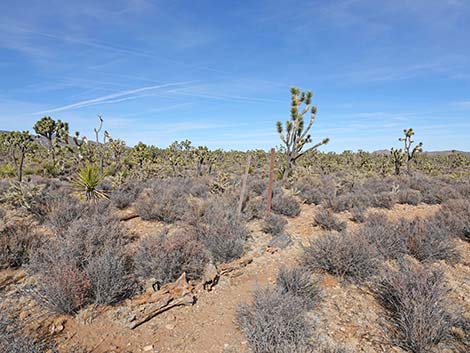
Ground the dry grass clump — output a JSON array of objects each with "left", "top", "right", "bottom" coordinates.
[
  {"left": 271, "top": 193, "right": 300, "bottom": 217},
  {"left": 193, "top": 197, "right": 248, "bottom": 263},
  {"left": 302, "top": 231, "right": 381, "bottom": 283},
  {"left": 375, "top": 262, "right": 455, "bottom": 353},
  {"left": 313, "top": 207, "right": 346, "bottom": 232},
  {"left": 135, "top": 229, "right": 209, "bottom": 285},
  {"left": 236, "top": 287, "right": 313, "bottom": 353},
  {"left": 262, "top": 214, "right": 287, "bottom": 236}
]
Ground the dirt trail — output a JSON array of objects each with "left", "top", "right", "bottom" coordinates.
[{"left": 48, "top": 203, "right": 463, "bottom": 352}]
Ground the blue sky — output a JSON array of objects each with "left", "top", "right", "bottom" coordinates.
[{"left": 1, "top": 0, "right": 469, "bottom": 151}]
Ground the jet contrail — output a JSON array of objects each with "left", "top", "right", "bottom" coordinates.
[{"left": 32, "top": 81, "right": 194, "bottom": 114}]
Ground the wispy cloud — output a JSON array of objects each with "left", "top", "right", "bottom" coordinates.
[{"left": 32, "top": 81, "right": 195, "bottom": 114}]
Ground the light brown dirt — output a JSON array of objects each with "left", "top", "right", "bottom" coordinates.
[{"left": 1, "top": 202, "right": 468, "bottom": 353}]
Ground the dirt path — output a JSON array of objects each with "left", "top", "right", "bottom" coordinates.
[{"left": 48, "top": 203, "right": 464, "bottom": 353}]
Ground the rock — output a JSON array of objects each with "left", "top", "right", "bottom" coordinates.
[
  {"left": 145, "top": 278, "right": 159, "bottom": 292},
  {"left": 165, "top": 324, "right": 175, "bottom": 330},
  {"left": 202, "top": 262, "right": 219, "bottom": 291},
  {"left": 143, "top": 345, "right": 153, "bottom": 351},
  {"left": 268, "top": 233, "right": 293, "bottom": 250}
]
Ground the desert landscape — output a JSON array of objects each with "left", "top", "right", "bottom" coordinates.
[{"left": 1, "top": 1, "right": 470, "bottom": 352}]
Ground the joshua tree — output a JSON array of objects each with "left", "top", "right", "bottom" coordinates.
[
  {"left": 390, "top": 147, "right": 406, "bottom": 175},
  {"left": 400, "top": 128, "right": 423, "bottom": 172},
  {"left": 390, "top": 128, "right": 423, "bottom": 175},
  {"left": 0, "top": 131, "right": 35, "bottom": 181},
  {"left": 33, "top": 116, "right": 69, "bottom": 163},
  {"left": 277, "top": 87, "right": 329, "bottom": 181}
]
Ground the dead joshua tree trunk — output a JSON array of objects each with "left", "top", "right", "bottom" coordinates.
[
  {"left": 266, "top": 148, "right": 275, "bottom": 216},
  {"left": 238, "top": 154, "right": 251, "bottom": 215}
]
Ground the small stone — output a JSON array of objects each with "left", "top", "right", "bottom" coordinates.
[
  {"left": 143, "top": 345, "right": 153, "bottom": 351},
  {"left": 165, "top": 324, "right": 175, "bottom": 330}
]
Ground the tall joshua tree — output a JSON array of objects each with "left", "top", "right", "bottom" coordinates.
[
  {"left": 390, "top": 128, "right": 423, "bottom": 175},
  {"left": 33, "top": 116, "right": 69, "bottom": 163},
  {"left": 0, "top": 131, "right": 35, "bottom": 181},
  {"left": 277, "top": 87, "right": 329, "bottom": 181}
]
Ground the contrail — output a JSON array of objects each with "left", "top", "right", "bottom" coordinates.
[{"left": 32, "top": 81, "right": 194, "bottom": 114}]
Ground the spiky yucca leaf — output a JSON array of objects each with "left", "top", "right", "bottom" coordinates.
[{"left": 72, "top": 164, "right": 107, "bottom": 201}]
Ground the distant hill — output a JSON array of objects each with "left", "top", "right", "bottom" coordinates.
[{"left": 373, "top": 149, "right": 470, "bottom": 156}]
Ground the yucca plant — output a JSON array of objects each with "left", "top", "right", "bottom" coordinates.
[{"left": 72, "top": 164, "right": 107, "bottom": 201}]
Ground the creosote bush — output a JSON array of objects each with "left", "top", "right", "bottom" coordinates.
[
  {"left": 313, "top": 207, "right": 346, "bottom": 232},
  {"left": 271, "top": 193, "right": 300, "bottom": 217},
  {"left": 135, "top": 229, "right": 209, "bottom": 285},
  {"left": 302, "top": 231, "right": 380, "bottom": 283},
  {"left": 262, "top": 213, "right": 287, "bottom": 236},
  {"left": 375, "top": 262, "right": 455, "bottom": 353},
  {"left": 236, "top": 287, "right": 312, "bottom": 353}
]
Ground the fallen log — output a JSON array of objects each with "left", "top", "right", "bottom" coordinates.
[{"left": 128, "top": 273, "right": 195, "bottom": 329}]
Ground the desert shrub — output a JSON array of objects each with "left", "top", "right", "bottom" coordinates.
[
  {"left": 302, "top": 231, "right": 380, "bottom": 283},
  {"left": 0, "top": 315, "right": 53, "bottom": 353},
  {"left": 109, "top": 183, "right": 141, "bottom": 209},
  {"left": 398, "top": 189, "right": 422, "bottom": 205},
  {"left": 31, "top": 263, "right": 90, "bottom": 314},
  {"left": 319, "top": 345, "right": 356, "bottom": 353},
  {"left": 85, "top": 250, "right": 136, "bottom": 305},
  {"left": 243, "top": 196, "right": 266, "bottom": 220},
  {"left": 272, "top": 193, "right": 300, "bottom": 217},
  {"left": 193, "top": 198, "right": 247, "bottom": 263},
  {"left": 248, "top": 177, "right": 267, "bottom": 196},
  {"left": 135, "top": 229, "right": 209, "bottom": 285},
  {"left": 28, "top": 207, "right": 133, "bottom": 312},
  {"left": 295, "top": 176, "right": 336, "bottom": 206},
  {"left": 236, "top": 287, "right": 312, "bottom": 353},
  {"left": 375, "top": 262, "right": 454, "bottom": 353},
  {"left": 262, "top": 214, "right": 287, "bottom": 236},
  {"left": 46, "top": 195, "right": 87, "bottom": 234},
  {"left": 313, "top": 207, "right": 346, "bottom": 232},
  {"left": 0, "top": 220, "right": 41, "bottom": 268},
  {"left": 433, "top": 199, "right": 470, "bottom": 241},
  {"left": 371, "top": 192, "right": 396, "bottom": 209},
  {"left": 276, "top": 265, "right": 321, "bottom": 309},
  {"left": 399, "top": 218, "right": 460, "bottom": 263},
  {"left": 358, "top": 213, "right": 406, "bottom": 260},
  {"left": 135, "top": 179, "right": 189, "bottom": 222},
  {"left": 349, "top": 204, "right": 366, "bottom": 223},
  {"left": 329, "top": 193, "right": 357, "bottom": 212}
]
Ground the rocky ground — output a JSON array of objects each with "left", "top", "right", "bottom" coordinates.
[{"left": 1, "top": 203, "right": 469, "bottom": 353}]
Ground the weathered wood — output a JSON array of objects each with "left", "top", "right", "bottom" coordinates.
[
  {"left": 218, "top": 256, "right": 253, "bottom": 276},
  {"left": 128, "top": 273, "right": 195, "bottom": 329},
  {"left": 266, "top": 148, "right": 275, "bottom": 216},
  {"left": 238, "top": 154, "right": 252, "bottom": 215}
]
